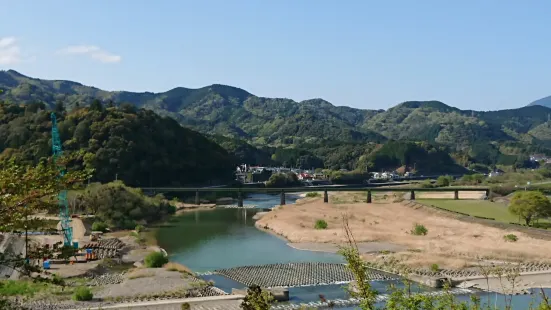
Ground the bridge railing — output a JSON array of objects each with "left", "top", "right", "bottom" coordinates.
[{"left": 140, "top": 186, "right": 490, "bottom": 206}]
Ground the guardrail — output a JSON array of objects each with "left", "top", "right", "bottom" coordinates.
[{"left": 140, "top": 187, "right": 490, "bottom": 206}]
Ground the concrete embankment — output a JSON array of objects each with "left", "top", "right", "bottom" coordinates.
[
  {"left": 0, "top": 234, "right": 25, "bottom": 279},
  {"left": 66, "top": 295, "right": 245, "bottom": 310}
]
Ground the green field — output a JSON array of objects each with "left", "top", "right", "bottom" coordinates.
[{"left": 417, "top": 199, "right": 551, "bottom": 229}]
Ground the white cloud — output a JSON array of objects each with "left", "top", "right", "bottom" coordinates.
[
  {"left": 0, "top": 37, "right": 23, "bottom": 65},
  {"left": 57, "top": 45, "right": 121, "bottom": 64}
]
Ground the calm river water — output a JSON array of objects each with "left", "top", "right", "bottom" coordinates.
[
  {"left": 156, "top": 193, "right": 551, "bottom": 309},
  {"left": 156, "top": 193, "right": 343, "bottom": 272}
]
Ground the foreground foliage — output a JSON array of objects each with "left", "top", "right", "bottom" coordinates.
[
  {"left": 0, "top": 159, "right": 87, "bottom": 308},
  {"left": 241, "top": 285, "right": 274, "bottom": 310}
]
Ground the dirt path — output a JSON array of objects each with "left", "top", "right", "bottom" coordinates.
[
  {"left": 54, "top": 217, "right": 86, "bottom": 241},
  {"left": 288, "top": 242, "right": 407, "bottom": 253}
]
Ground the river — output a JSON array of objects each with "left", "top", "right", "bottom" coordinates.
[
  {"left": 156, "top": 193, "right": 551, "bottom": 309},
  {"left": 156, "top": 193, "right": 343, "bottom": 272}
]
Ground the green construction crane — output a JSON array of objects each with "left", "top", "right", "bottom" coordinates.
[{"left": 51, "top": 112, "right": 73, "bottom": 246}]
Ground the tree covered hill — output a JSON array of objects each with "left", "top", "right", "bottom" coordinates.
[
  {"left": 2, "top": 70, "right": 551, "bottom": 151},
  {"left": 2, "top": 70, "right": 551, "bottom": 172},
  {"left": 0, "top": 101, "right": 236, "bottom": 187}
]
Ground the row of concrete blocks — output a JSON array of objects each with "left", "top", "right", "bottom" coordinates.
[{"left": 214, "top": 262, "right": 397, "bottom": 288}]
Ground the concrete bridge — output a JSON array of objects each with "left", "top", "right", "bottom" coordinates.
[{"left": 140, "top": 186, "right": 490, "bottom": 207}]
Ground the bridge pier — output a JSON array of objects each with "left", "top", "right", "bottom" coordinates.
[
  {"left": 195, "top": 190, "right": 200, "bottom": 205},
  {"left": 367, "top": 190, "right": 372, "bottom": 203},
  {"left": 324, "top": 190, "right": 328, "bottom": 203},
  {"left": 238, "top": 191, "right": 244, "bottom": 207},
  {"left": 454, "top": 190, "right": 459, "bottom": 200},
  {"left": 280, "top": 191, "right": 286, "bottom": 205},
  {"left": 410, "top": 190, "right": 415, "bottom": 200}
]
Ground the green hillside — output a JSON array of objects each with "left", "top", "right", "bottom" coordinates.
[
  {"left": 0, "top": 101, "right": 236, "bottom": 187},
  {"left": 1, "top": 69, "right": 551, "bottom": 172}
]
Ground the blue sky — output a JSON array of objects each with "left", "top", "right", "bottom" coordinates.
[{"left": 1, "top": 0, "right": 550, "bottom": 111}]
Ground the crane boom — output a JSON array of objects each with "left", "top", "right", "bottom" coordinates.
[{"left": 51, "top": 112, "right": 73, "bottom": 246}]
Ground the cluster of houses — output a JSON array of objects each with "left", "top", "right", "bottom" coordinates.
[
  {"left": 235, "top": 164, "right": 326, "bottom": 183},
  {"left": 530, "top": 154, "right": 551, "bottom": 164},
  {"left": 370, "top": 171, "right": 419, "bottom": 180}
]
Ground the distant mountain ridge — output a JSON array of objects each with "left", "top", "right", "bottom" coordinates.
[
  {"left": 528, "top": 95, "right": 551, "bottom": 109},
  {"left": 2, "top": 69, "right": 551, "bottom": 152}
]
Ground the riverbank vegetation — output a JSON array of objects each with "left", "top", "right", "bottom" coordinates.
[
  {"left": 509, "top": 191, "right": 551, "bottom": 226},
  {"left": 76, "top": 181, "right": 176, "bottom": 230},
  {"left": 265, "top": 172, "right": 301, "bottom": 187}
]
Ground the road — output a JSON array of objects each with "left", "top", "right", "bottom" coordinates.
[
  {"left": 68, "top": 296, "right": 244, "bottom": 310},
  {"left": 31, "top": 214, "right": 87, "bottom": 241}
]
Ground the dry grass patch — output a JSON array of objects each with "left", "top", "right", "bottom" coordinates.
[
  {"left": 257, "top": 199, "right": 551, "bottom": 269},
  {"left": 164, "top": 262, "right": 194, "bottom": 275}
]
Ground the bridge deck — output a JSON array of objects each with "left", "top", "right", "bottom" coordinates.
[{"left": 141, "top": 186, "right": 489, "bottom": 193}]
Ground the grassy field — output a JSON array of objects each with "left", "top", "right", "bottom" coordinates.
[
  {"left": 417, "top": 199, "right": 516, "bottom": 222},
  {"left": 417, "top": 199, "right": 551, "bottom": 229}
]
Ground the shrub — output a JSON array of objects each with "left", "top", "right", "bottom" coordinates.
[
  {"left": 241, "top": 285, "right": 274, "bottom": 310},
  {"left": 430, "top": 263, "right": 439, "bottom": 272},
  {"left": 435, "top": 176, "right": 452, "bottom": 187},
  {"left": 306, "top": 192, "right": 320, "bottom": 198},
  {"left": 490, "top": 184, "right": 516, "bottom": 196},
  {"left": 91, "top": 221, "right": 108, "bottom": 232},
  {"left": 420, "top": 180, "right": 433, "bottom": 188},
  {"left": 314, "top": 219, "right": 328, "bottom": 230},
  {"left": 144, "top": 251, "right": 168, "bottom": 268},
  {"left": 411, "top": 223, "right": 428, "bottom": 236},
  {"left": 181, "top": 303, "right": 191, "bottom": 310},
  {"left": 164, "top": 262, "right": 193, "bottom": 275},
  {"left": 135, "top": 224, "right": 145, "bottom": 233},
  {"left": 503, "top": 234, "right": 518, "bottom": 242},
  {"left": 72, "top": 287, "right": 93, "bottom": 301}
]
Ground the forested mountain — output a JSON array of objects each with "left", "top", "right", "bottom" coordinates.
[
  {"left": 1, "top": 69, "right": 551, "bottom": 173},
  {"left": 0, "top": 101, "right": 236, "bottom": 186}
]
